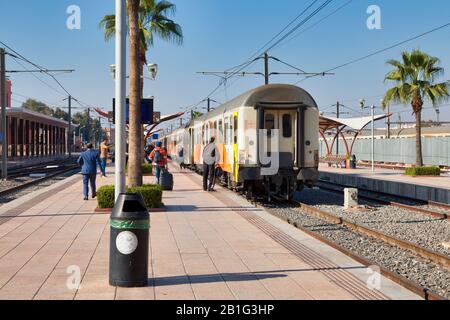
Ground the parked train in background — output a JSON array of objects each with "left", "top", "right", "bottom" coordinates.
[{"left": 161, "top": 84, "right": 320, "bottom": 200}]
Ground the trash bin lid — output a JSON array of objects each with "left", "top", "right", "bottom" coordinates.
[{"left": 111, "top": 193, "right": 149, "bottom": 220}]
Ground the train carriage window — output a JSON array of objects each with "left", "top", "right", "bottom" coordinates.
[
  {"left": 224, "top": 117, "right": 230, "bottom": 144},
  {"left": 214, "top": 121, "right": 218, "bottom": 140},
  {"left": 218, "top": 120, "right": 223, "bottom": 143},
  {"left": 233, "top": 116, "right": 238, "bottom": 144},
  {"left": 282, "top": 114, "right": 292, "bottom": 138},
  {"left": 265, "top": 114, "right": 275, "bottom": 136}
]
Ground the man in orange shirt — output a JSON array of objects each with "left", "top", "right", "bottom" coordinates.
[
  {"left": 149, "top": 141, "right": 168, "bottom": 184},
  {"left": 99, "top": 138, "right": 110, "bottom": 177}
]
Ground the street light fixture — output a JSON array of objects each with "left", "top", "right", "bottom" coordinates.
[{"left": 110, "top": 63, "right": 158, "bottom": 80}]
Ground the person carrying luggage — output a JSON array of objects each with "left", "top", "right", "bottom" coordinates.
[
  {"left": 149, "top": 141, "right": 168, "bottom": 185},
  {"left": 77, "top": 142, "right": 103, "bottom": 201},
  {"left": 202, "top": 137, "right": 220, "bottom": 192}
]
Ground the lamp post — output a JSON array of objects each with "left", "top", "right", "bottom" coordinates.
[
  {"left": 114, "top": 0, "right": 126, "bottom": 201},
  {"left": 360, "top": 100, "right": 376, "bottom": 172}
]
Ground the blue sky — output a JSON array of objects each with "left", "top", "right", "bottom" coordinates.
[{"left": 1, "top": 0, "right": 450, "bottom": 127}]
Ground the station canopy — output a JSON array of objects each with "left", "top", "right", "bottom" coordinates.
[{"left": 319, "top": 113, "right": 391, "bottom": 157}]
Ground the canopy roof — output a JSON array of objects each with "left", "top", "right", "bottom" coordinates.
[{"left": 319, "top": 114, "right": 391, "bottom": 132}]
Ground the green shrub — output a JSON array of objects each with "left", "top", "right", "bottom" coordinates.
[
  {"left": 97, "top": 185, "right": 116, "bottom": 209},
  {"left": 128, "top": 184, "right": 163, "bottom": 208},
  {"left": 405, "top": 166, "right": 440, "bottom": 176},
  {"left": 97, "top": 184, "right": 163, "bottom": 209}
]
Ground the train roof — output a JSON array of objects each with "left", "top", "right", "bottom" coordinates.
[{"left": 188, "top": 84, "right": 318, "bottom": 124}]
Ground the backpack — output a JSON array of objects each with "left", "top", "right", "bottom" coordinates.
[{"left": 154, "top": 150, "right": 162, "bottom": 164}]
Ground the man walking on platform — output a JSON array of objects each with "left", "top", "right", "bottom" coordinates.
[
  {"left": 149, "top": 141, "right": 168, "bottom": 184},
  {"left": 99, "top": 138, "right": 110, "bottom": 177},
  {"left": 202, "top": 137, "right": 220, "bottom": 192},
  {"left": 77, "top": 143, "right": 103, "bottom": 201}
]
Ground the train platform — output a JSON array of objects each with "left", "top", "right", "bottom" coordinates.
[
  {"left": 319, "top": 163, "right": 450, "bottom": 203},
  {"left": 0, "top": 165, "right": 420, "bottom": 300}
]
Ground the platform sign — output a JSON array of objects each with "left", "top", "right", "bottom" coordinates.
[
  {"left": 152, "top": 133, "right": 159, "bottom": 140},
  {"left": 112, "top": 98, "right": 154, "bottom": 125}
]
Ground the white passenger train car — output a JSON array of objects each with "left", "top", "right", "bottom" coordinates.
[{"left": 162, "top": 84, "right": 319, "bottom": 200}]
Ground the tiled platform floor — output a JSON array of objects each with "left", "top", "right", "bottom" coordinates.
[{"left": 0, "top": 165, "right": 420, "bottom": 300}]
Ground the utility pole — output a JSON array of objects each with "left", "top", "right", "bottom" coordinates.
[
  {"left": 115, "top": 0, "right": 127, "bottom": 200},
  {"left": 371, "top": 105, "right": 375, "bottom": 172},
  {"left": 180, "top": 118, "right": 183, "bottom": 127},
  {"left": 68, "top": 95, "right": 72, "bottom": 157},
  {"left": 336, "top": 101, "right": 340, "bottom": 156},
  {"left": 207, "top": 98, "right": 211, "bottom": 112},
  {"left": 436, "top": 108, "right": 440, "bottom": 126},
  {"left": 264, "top": 52, "right": 269, "bottom": 85},
  {"left": 0, "top": 48, "right": 7, "bottom": 180},
  {"left": 87, "top": 108, "right": 90, "bottom": 143},
  {"left": 73, "top": 130, "right": 76, "bottom": 153},
  {"left": 387, "top": 104, "right": 391, "bottom": 139}
]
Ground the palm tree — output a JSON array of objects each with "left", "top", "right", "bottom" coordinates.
[
  {"left": 100, "top": 0, "right": 183, "bottom": 187},
  {"left": 100, "top": 0, "right": 183, "bottom": 97},
  {"left": 382, "top": 50, "right": 449, "bottom": 166},
  {"left": 127, "top": 0, "right": 142, "bottom": 187}
]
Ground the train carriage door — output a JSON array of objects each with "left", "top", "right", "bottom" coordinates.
[
  {"left": 263, "top": 110, "right": 296, "bottom": 167},
  {"left": 233, "top": 113, "right": 239, "bottom": 182},
  {"left": 280, "top": 111, "right": 296, "bottom": 166}
]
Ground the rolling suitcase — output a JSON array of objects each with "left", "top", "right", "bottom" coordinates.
[{"left": 160, "top": 168, "right": 174, "bottom": 191}]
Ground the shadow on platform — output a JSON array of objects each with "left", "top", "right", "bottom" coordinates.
[
  {"left": 149, "top": 266, "right": 366, "bottom": 287},
  {"left": 165, "top": 205, "right": 263, "bottom": 212}
]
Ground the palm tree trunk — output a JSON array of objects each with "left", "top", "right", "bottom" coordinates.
[
  {"left": 127, "top": 0, "right": 142, "bottom": 187},
  {"left": 140, "top": 48, "right": 146, "bottom": 154},
  {"left": 415, "top": 110, "right": 423, "bottom": 167}
]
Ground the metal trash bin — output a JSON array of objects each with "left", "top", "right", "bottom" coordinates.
[
  {"left": 109, "top": 193, "right": 149, "bottom": 287},
  {"left": 350, "top": 155, "right": 357, "bottom": 169}
]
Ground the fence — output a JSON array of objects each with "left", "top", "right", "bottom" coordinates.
[{"left": 319, "top": 136, "right": 450, "bottom": 166}]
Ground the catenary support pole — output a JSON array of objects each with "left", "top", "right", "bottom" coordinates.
[
  {"left": 336, "top": 101, "right": 340, "bottom": 156},
  {"left": 371, "top": 105, "right": 375, "bottom": 172},
  {"left": 68, "top": 95, "right": 72, "bottom": 157},
  {"left": 0, "top": 48, "right": 7, "bottom": 180},
  {"left": 115, "top": 0, "right": 127, "bottom": 201},
  {"left": 264, "top": 52, "right": 269, "bottom": 85}
]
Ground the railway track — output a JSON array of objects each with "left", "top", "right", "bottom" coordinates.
[
  {"left": 0, "top": 164, "right": 80, "bottom": 198},
  {"left": 291, "top": 200, "right": 449, "bottom": 269},
  {"left": 265, "top": 198, "right": 449, "bottom": 300},
  {"left": 261, "top": 202, "right": 446, "bottom": 300},
  {"left": 2, "top": 159, "right": 78, "bottom": 179},
  {"left": 317, "top": 179, "right": 449, "bottom": 220}
]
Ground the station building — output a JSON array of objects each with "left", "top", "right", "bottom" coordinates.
[{"left": 0, "top": 80, "right": 68, "bottom": 159}]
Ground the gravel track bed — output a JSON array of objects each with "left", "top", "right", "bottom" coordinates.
[
  {"left": 263, "top": 201, "right": 450, "bottom": 299},
  {"left": 0, "top": 170, "right": 79, "bottom": 206},
  {"left": 296, "top": 188, "right": 450, "bottom": 257},
  {"left": 0, "top": 177, "right": 36, "bottom": 191}
]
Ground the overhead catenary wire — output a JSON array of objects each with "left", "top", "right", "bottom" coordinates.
[
  {"left": 185, "top": 0, "right": 336, "bottom": 114},
  {"left": 295, "top": 21, "right": 450, "bottom": 84},
  {"left": 274, "top": 0, "right": 354, "bottom": 51}
]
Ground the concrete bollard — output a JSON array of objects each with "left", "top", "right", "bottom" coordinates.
[{"left": 344, "top": 188, "right": 358, "bottom": 209}]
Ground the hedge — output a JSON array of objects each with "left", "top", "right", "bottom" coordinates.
[
  {"left": 405, "top": 166, "right": 441, "bottom": 176},
  {"left": 97, "top": 184, "right": 163, "bottom": 209}
]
